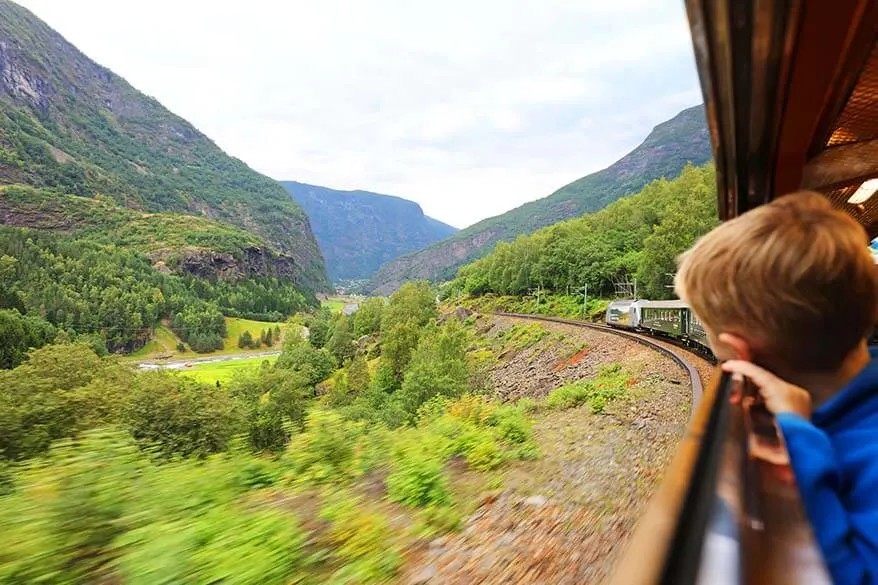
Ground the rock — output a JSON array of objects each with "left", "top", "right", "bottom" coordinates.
[
  {"left": 524, "top": 495, "right": 548, "bottom": 507},
  {"left": 411, "top": 564, "right": 437, "bottom": 584}
]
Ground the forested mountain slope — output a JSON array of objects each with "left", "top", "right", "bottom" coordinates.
[
  {"left": 366, "top": 105, "right": 711, "bottom": 295},
  {"left": 0, "top": 0, "right": 328, "bottom": 290},
  {"left": 282, "top": 181, "right": 457, "bottom": 282},
  {"left": 449, "top": 164, "right": 718, "bottom": 301}
]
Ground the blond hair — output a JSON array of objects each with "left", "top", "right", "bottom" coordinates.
[{"left": 675, "top": 191, "right": 877, "bottom": 371}]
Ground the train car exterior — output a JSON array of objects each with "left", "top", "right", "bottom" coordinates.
[
  {"left": 686, "top": 310, "right": 710, "bottom": 349},
  {"left": 638, "top": 300, "right": 688, "bottom": 338},
  {"left": 605, "top": 299, "right": 640, "bottom": 329}
]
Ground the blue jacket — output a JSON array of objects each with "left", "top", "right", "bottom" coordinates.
[{"left": 777, "top": 348, "right": 878, "bottom": 585}]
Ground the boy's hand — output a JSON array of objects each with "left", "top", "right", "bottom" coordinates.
[{"left": 722, "top": 360, "right": 812, "bottom": 418}]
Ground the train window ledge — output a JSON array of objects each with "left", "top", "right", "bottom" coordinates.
[{"left": 609, "top": 370, "right": 830, "bottom": 585}]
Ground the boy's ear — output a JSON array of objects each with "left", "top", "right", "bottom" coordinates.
[{"left": 717, "top": 332, "right": 754, "bottom": 361}]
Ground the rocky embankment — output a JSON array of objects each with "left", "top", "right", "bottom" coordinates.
[{"left": 402, "top": 314, "right": 710, "bottom": 584}]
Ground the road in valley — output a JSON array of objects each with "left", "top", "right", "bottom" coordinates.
[{"left": 136, "top": 350, "right": 281, "bottom": 371}]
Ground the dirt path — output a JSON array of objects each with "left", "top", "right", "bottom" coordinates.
[{"left": 401, "top": 315, "right": 711, "bottom": 584}]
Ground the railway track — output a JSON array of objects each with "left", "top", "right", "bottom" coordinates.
[{"left": 493, "top": 312, "right": 706, "bottom": 408}]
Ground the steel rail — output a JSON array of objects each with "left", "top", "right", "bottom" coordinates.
[{"left": 493, "top": 312, "right": 705, "bottom": 406}]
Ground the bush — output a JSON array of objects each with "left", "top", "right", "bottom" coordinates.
[
  {"left": 0, "top": 343, "right": 131, "bottom": 460},
  {"left": 276, "top": 337, "right": 337, "bottom": 386},
  {"left": 546, "top": 363, "right": 628, "bottom": 414},
  {"left": 124, "top": 371, "right": 241, "bottom": 458},
  {"left": 284, "top": 410, "right": 367, "bottom": 484},
  {"left": 319, "top": 492, "right": 400, "bottom": 584},
  {"left": 395, "top": 321, "right": 470, "bottom": 419},
  {"left": 386, "top": 442, "right": 449, "bottom": 507},
  {"left": 228, "top": 367, "right": 310, "bottom": 452}
]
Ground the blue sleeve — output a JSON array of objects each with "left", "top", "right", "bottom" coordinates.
[{"left": 776, "top": 412, "right": 873, "bottom": 585}]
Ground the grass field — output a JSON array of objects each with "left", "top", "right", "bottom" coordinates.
[
  {"left": 221, "top": 317, "right": 283, "bottom": 353},
  {"left": 127, "top": 317, "right": 285, "bottom": 361},
  {"left": 178, "top": 355, "right": 278, "bottom": 386},
  {"left": 129, "top": 325, "right": 183, "bottom": 359},
  {"left": 321, "top": 298, "right": 347, "bottom": 313}
]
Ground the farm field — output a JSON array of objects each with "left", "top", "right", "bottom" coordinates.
[{"left": 177, "top": 354, "right": 279, "bottom": 385}]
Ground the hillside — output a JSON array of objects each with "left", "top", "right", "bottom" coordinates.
[
  {"left": 282, "top": 181, "right": 457, "bottom": 281},
  {"left": 366, "top": 105, "right": 711, "bottom": 295},
  {"left": 450, "top": 164, "right": 718, "bottom": 301},
  {"left": 0, "top": 0, "right": 328, "bottom": 290}
]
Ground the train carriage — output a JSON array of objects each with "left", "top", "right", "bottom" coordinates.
[{"left": 638, "top": 300, "right": 689, "bottom": 338}]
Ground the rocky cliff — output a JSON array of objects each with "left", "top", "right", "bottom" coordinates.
[{"left": 282, "top": 181, "right": 457, "bottom": 282}]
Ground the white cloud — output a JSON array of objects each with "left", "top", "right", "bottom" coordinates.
[{"left": 14, "top": 0, "right": 700, "bottom": 228}]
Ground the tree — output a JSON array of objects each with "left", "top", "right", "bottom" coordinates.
[
  {"left": 381, "top": 321, "right": 422, "bottom": 378},
  {"left": 353, "top": 298, "right": 384, "bottom": 337},
  {"left": 228, "top": 366, "right": 311, "bottom": 452},
  {"left": 395, "top": 322, "right": 470, "bottom": 419},
  {"left": 0, "top": 343, "right": 132, "bottom": 460},
  {"left": 347, "top": 355, "right": 371, "bottom": 393},
  {"left": 276, "top": 336, "right": 337, "bottom": 386},
  {"left": 0, "top": 309, "right": 57, "bottom": 369},
  {"left": 326, "top": 315, "right": 356, "bottom": 365},
  {"left": 124, "top": 371, "right": 241, "bottom": 458},
  {"left": 381, "top": 282, "right": 437, "bottom": 332}
]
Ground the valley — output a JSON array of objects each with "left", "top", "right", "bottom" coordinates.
[{"left": 0, "top": 1, "right": 724, "bottom": 584}]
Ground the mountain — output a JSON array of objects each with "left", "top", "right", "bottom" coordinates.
[
  {"left": 281, "top": 181, "right": 457, "bottom": 282},
  {"left": 365, "top": 105, "right": 712, "bottom": 295},
  {"left": 0, "top": 0, "right": 329, "bottom": 291}
]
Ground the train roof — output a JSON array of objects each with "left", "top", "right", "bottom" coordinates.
[
  {"left": 689, "top": 0, "right": 878, "bottom": 237},
  {"left": 637, "top": 300, "right": 690, "bottom": 309}
]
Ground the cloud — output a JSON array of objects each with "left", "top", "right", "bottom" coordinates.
[{"left": 15, "top": 0, "right": 700, "bottom": 228}]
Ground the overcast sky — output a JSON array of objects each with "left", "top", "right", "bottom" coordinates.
[{"left": 16, "top": 0, "right": 701, "bottom": 228}]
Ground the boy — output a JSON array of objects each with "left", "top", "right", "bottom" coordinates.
[{"left": 674, "top": 191, "right": 878, "bottom": 584}]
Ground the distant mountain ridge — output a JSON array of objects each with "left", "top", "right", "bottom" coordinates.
[
  {"left": 282, "top": 181, "right": 457, "bottom": 282},
  {"left": 365, "top": 105, "right": 712, "bottom": 295},
  {"left": 0, "top": 0, "right": 329, "bottom": 290}
]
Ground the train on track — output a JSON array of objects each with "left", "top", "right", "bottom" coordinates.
[{"left": 605, "top": 299, "right": 712, "bottom": 355}]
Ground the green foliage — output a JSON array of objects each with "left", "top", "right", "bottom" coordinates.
[
  {"left": 284, "top": 410, "right": 368, "bottom": 484},
  {"left": 546, "top": 364, "right": 629, "bottom": 413},
  {"left": 171, "top": 304, "right": 225, "bottom": 353},
  {"left": 386, "top": 438, "right": 449, "bottom": 507},
  {"left": 381, "top": 321, "right": 423, "bottom": 378},
  {"left": 395, "top": 321, "right": 471, "bottom": 419},
  {"left": 124, "top": 371, "right": 241, "bottom": 458},
  {"left": 276, "top": 333, "right": 337, "bottom": 386},
  {"left": 326, "top": 314, "right": 356, "bottom": 365},
  {"left": 0, "top": 429, "right": 309, "bottom": 585},
  {"left": 228, "top": 366, "right": 311, "bottom": 452},
  {"left": 450, "top": 164, "right": 718, "bottom": 300},
  {"left": 382, "top": 281, "right": 437, "bottom": 331},
  {"left": 353, "top": 297, "right": 384, "bottom": 337},
  {"left": 0, "top": 308, "right": 56, "bottom": 369},
  {"left": 0, "top": 343, "right": 131, "bottom": 460},
  {"left": 318, "top": 492, "right": 401, "bottom": 583}
]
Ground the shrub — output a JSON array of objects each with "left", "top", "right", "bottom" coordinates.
[
  {"left": 386, "top": 439, "right": 449, "bottom": 507},
  {"left": 319, "top": 492, "right": 400, "bottom": 584},
  {"left": 124, "top": 371, "right": 241, "bottom": 458},
  {"left": 285, "top": 410, "right": 367, "bottom": 484},
  {"left": 546, "top": 363, "right": 628, "bottom": 413},
  {"left": 465, "top": 436, "right": 504, "bottom": 471},
  {"left": 228, "top": 367, "right": 310, "bottom": 452},
  {"left": 0, "top": 343, "right": 131, "bottom": 461}
]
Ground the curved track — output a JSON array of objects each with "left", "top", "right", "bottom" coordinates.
[{"left": 494, "top": 312, "right": 705, "bottom": 407}]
